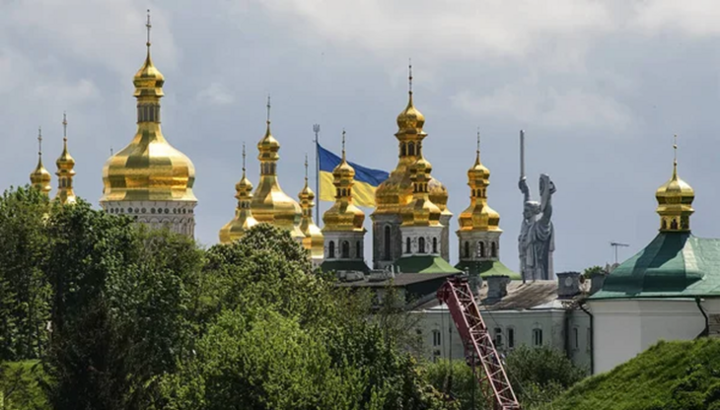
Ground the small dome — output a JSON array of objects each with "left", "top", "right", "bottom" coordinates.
[
  {"left": 428, "top": 177, "right": 450, "bottom": 215},
  {"left": 56, "top": 140, "right": 75, "bottom": 172},
  {"left": 30, "top": 156, "right": 52, "bottom": 196},
  {"left": 396, "top": 92, "right": 425, "bottom": 133},
  {"left": 655, "top": 160, "right": 694, "bottom": 232}
]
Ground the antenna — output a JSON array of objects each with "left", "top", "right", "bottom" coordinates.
[{"left": 610, "top": 242, "right": 630, "bottom": 264}]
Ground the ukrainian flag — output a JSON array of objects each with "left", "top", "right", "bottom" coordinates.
[{"left": 318, "top": 144, "right": 389, "bottom": 207}]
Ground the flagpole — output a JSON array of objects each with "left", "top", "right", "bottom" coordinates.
[{"left": 313, "top": 124, "right": 321, "bottom": 226}]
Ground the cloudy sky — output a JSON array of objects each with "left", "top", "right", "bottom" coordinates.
[{"left": 2, "top": 0, "right": 720, "bottom": 272}]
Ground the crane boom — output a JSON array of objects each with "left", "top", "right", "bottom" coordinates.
[{"left": 437, "top": 277, "right": 521, "bottom": 410}]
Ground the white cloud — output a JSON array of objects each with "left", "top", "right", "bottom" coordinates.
[
  {"left": 453, "top": 79, "right": 634, "bottom": 131},
  {"left": 632, "top": 0, "right": 720, "bottom": 37},
  {"left": 196, "top": 82, "right": 235, "bottom": 105}
]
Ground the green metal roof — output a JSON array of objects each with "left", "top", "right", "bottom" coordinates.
[
  {"left": 393, "top": 255, "right": 462, "bottom": 274},
  {"left": 591, "top": 232, "right": 720, "bottom": 300},
  {"left": 455, "top": 260, "right": 522, "bottom": 280},
  {"left": 320, "top": 259, "right": 370, "bottom": 274}
]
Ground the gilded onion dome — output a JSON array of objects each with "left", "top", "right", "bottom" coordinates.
[
  {"left": 458, "top": 134, "right": 501, "bottom": 232},
  {"left": 401, "top": 154, "right": 442, "bottom": 227},
  {"left": 375, "top": 65, "right": 447, "bottom": 215},
  {"left": 30, "top": 127, "right": 52, "bottom": 197},
  {"left": 323, "top": 132, "right": 366, "bottom": 232},
  {"left": 250, "top": 98, "right": 304, "bottom": 239},
  {"left": 298, "top": 157, "right": 324, "bottom": 259},
  {"left": 100, "top": 16, "right": 196, "bottom": 203},
  {"left": 55, "top": 113, "right": 77, "bottom": 205},
  {"left": 656, "top": 136, "right": 694, "bottom": 232},
  {"left": 219, "top": 144, "right": 259, "bottom": 243}
]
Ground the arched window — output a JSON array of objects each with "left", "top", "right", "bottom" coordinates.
[
  {"left": 384, "top": 226, "right": 392, "bottom": 260},
  {"left": 328, "top": 241, "right": 335, "bottom": 258},
  {"left": 464, "top": 241, "right": 470, "bottom": 258},
  {"left": 406, "top": 237, "right": 411, "bottom": 254},
  {"left": 356, "top": 241, "right": 362, "bottom": 259},
  {"left": 432, "top": 237, "right": 438, "bottom": 254},
  {"left": 419, "top": 237, "right": 426, "bottom": 254},
  {"left": 491, "top": 242, "right": 497, "bottom": 258},
  {"left": 401, "top": 143, "right": 407, "bottom": 156},
  {"left": 408, "top": 142, "right": 415, "bottom": 156},
  {"left": 342, "top": 241, "right": 350, "bottom": 258},
  {"left": 533, "top": 328, "right": 543, "bottom": 347},
  {"left": 479, "top": 242, "right": 485, "bottom": 258}
]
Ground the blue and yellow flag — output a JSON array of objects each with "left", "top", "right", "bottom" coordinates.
[{"left": 318, "top": 144, "right": 389, "bottom": 207}]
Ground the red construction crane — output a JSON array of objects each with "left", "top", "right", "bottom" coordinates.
[{"left": 437, "top": 277, "right": 521, "bottom": 410}]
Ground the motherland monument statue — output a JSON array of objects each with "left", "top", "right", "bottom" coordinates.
[{"left": 518, "top": 130, "right": 556, "bottom": 282}]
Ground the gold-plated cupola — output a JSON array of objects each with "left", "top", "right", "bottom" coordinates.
[
  {"left": 100, "top": 10, "right": 196, "bottom": 203},
  {"left": 458, "top": 132, "right": 501, "bottom": 232},
  {"left": 55, "top": 113, "right": 77, "bottom": 205},
  {"left": 250, "top": 97, "right": 304, "bottom": 239},
  {"left": 30, "top": 127, "right": 52, "bottom": 197},
  {"left": 401, "top": 152, "right": 442, "bottom": 227},
  {"left": 375, "top": 64, "right": 448, "bottom": 214},
  {"left": 298, "top": 155, "right": 324, "bottom": 259},
  {"left": 219, "top": 144, "right": 259, "bottom": 243},
  {"left": 323, "top": 131, "right": 366, "bottom": 232},
  {"left": 656, "top": 135, "right": 694, "bottom": 232}
]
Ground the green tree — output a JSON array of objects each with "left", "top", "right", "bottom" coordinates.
[{"left": 0, "top": 187, "right": 51, "bottom": 361}]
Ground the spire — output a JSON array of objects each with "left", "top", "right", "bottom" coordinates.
[
  {"left": 266, "top": 95, "right": 271, "bottom": 124},
  {"left": 146, "top": 9, "right": 152, "bottom": 51},
  {"left": 323, "top": 129, "right": 365, "bottom": 232},
  {"left": 30, "top": 126, "right": 52, "bottom": 197},
  {"left": 219, "top": 141, "right": 258, "bottom": 244},
  {"left": 656, "top": 133, "right": 694, "bottom": 232},
  {"left": 298, "top": 153, "right": 324, "bottom": 260},
  {"left": 133, "top": 8, "right": 164, "bottom": 117},
  {"left": 55, "top": 112, "right": 77, "bottom": 204},
  {"left": 257, "top": 96, "right": 280, "bottom": 169},
  {"left": 408, "top": 59, "right": 413, "bottom": 98},
  {"left": 395, "top": 60, "right": 426, "bottom": 142},
  {"left": 458, "top": 130, "right": 500, "bottom": 232}
]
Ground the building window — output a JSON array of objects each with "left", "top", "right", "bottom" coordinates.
[
  {"left": 432, "top": 237, "right": 438, "bottom": 254},
  {"left": 418, "top": 237, "right": 425, "bottom": 254},
  {"left": 478, "top": 242, "right": 485, "bottom": 258},
  {"left": 328, "top": 241, "right": 335, "bottom": 258},
  {"left": 401, "top": 143, "right": 407, "bottom": 156},
  {"left": 491, "top": 242, "right": 497, "bottom": 258},
  {"left": 533, "top": 328, "right": 543, "bottom": 347},
  {"left": 508, "top": 327, "right": 515, "bottom": 349},
  {"left": 494, "top": 327, "right": 503, "bottom": 348},
  {"left": 408, "top": 141, "right": 415, "bottom": 156},
  {"left": 464, "top": 241, "right": 470, "bottom": 258},
  {"left": 573, "top": 327, "right": 579, "bottom": 350},
  {"left": 356, "top": 241, "right": 362, "bottom": 259},
  {"left": 384, "top": 226, "right": 392, "bottom": 260},
  {"left": 342, "top": 241, "right": 350, "bottom": 258},
  {"left": 406, "top": 237, "right": 411, "bottom": 254},
  {"left": 433, "top": 330, "right": 441, "bottom": 347}
]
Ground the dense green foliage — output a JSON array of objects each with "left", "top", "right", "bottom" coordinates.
[
  {"left": 549, "top": 338, "right": 720, "bottom": 410},
  {"left": 0, "top": 188, "right": 457, "bottom": 410},
  {"left": 0, "top": 361, "right": 47, "bottom": 409},
  {"left": 423, "top": 346, "right": 586, "bottom": 410}
]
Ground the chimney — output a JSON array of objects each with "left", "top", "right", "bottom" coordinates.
[
  {"left": 589, "top": 270, "right": 607, "bottom": 295},
  {"left": 557, "top": 271, "right": 581, "bottom": 298},
  {"left": 486, "top": 275, "right": 509, "bottom": 301}
]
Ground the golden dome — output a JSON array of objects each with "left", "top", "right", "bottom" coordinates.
[
  {"left": 30, "top": 127, "right": 51, "bottom": 197},
  {"left": 219, "top": 145, "right": 259, "bottom": 244},
  {"left": 401, "top": 155, "right": 442, "bottom": 227},
  {"left": 55, "top": 114, "right": 77, "bottom": 205},
  {"left": 458, "top": 138, "right": 501, "bottom": 232},
  {"left": 656, "top": 138, "right": 694, "bottom": 232},
  {"left": 323, "top": 133, "right": 366, "bottom": 232},
  {"left": 298, "top": 159, "right": 324, "bottom": 259},
  {"left": 100, "top": 35, "right": 196, "bottom": 203},
  {"left": 250, "top": 102, "right": 304, "bottom": 239},
  {"left": 375, "top": 65, "right": 450, "bottom": 218}
]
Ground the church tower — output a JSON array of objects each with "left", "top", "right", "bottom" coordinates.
[
  {"left": 321, "top": 131, "right": 369, "bottom": 273},
  {"left": 100, "top": 11, "right": 197, "bottom": 236},
  {"left": 219, "top": 144, "right": 259, "bottom": 243},
  {"left": 30, "top": 127, "right": 52, "bottom": 197},
  {"left": 298, "top": 155, "right": 324, "bottom": 267},
  {"left": 55, "top": 113, "right": 77, "bottom": 205},
  {"left": 250, "top": 97, "right": 305, "bottom": 243},
  {"left": 455, "top": 133, "right": 519, "bottom": 279},
  {"left": 371, "top": 65, "right": 450, "bottom": 269},
  {"left": 656, "top": 135, "right": 694, "bottom": 232}
]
